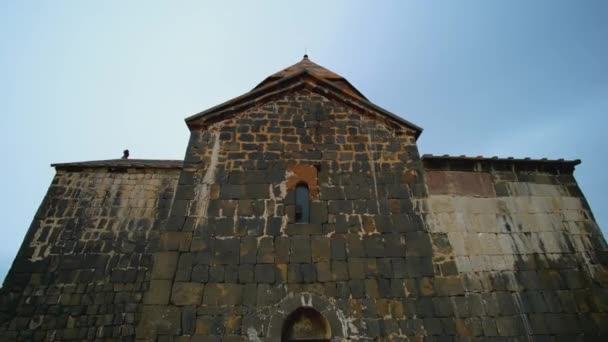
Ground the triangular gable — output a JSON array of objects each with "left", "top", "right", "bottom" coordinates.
[{"left": 186, "top": 58, "right": 423, "bottom": 139}]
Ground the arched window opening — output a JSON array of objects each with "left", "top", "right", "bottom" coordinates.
[
  {"left": 295, "top": 183, "right": 310, "bottom": 224},
  {"left": 281, "top": 307, "right": 331, "bottom": 342}
]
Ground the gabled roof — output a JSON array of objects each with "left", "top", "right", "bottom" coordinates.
[
  {"left": 186, "top": 56, "right": 423, "bottom": 138},
  {"left": 253, "top": 55, "right": 368, "bottom": 100}
]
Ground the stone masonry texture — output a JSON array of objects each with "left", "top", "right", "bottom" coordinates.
[{"left": 1, "top": 57, "right": 607, "bottom": 341}]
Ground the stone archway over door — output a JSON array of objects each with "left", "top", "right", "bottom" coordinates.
[
  {"left": 267, "top": 293, "right": 347, "bottom": 341},
  {"left": 282, "top": 307, "right": 331, "bottom": 341}
]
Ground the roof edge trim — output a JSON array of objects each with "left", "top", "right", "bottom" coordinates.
[
  {"left": 422, "top": 154, "right": 581, "bottom": 174},
  {"left": 52, "top": 159, "right": 183, "bottom": 170}
]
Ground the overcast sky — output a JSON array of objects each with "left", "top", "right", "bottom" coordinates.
[{"left": 1, "top": 1, "right": 607, "bottom": 281}]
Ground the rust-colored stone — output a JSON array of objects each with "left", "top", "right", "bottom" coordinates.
[{"left": 286, "top": 164, "right": 319, "bottom": 198}]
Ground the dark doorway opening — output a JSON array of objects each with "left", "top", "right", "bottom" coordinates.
[{"left": 281, "top": 307, "right": 331, "bottom": 342}]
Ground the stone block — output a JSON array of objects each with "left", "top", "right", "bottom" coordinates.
[
  {"left": 376, "top": 257, "right": 395, "bottom": 277},
  {"left": 290, "top": 236, "right": 311, "bottom": 263},
  {"left": 374, "top": 215, "right": 393, "bottom": 233},
  {"left": 344, "top": 233, "right": 364, "bottom": 257},
  {"left": 363, "top": 235, "right": 385, "bottom": 257},
  {"left": 384, "top": 234, "right": 407, "bottom": 257},
  {"left": 365, "top": 279, "right": 379, "bottom": 299},
  {"left": 407, "top": 257, "right": 434, "bottom": 277},
  {"left": 311, "top": 236, "right": 330, "bottom": 262},
  {"left": 182, "top": 305, "right": 197, "bottom": 335},
  {"left": 275, "top": 236, "right": 290, "bottom": 263},
  {"left": 151, "top": 252, "right": 179, "bottom": 280},
  {"left": 330, "top": 236, "right": 347, "bottom": 260},
  {"left": 310, "top": 202, "right": 328, "bottom": 224},
  {"left": 239, "top": 236, "right": 257, "bottom": 264},
  {"left": 276, "top": 263, "right": 288, "bottom": 282},
  {"left": 238, "top": 264, "right": 254, "bottom": 283},
  {"left": 316, "top": 262, "right": 331, "bottom": 282},
  {"left": 171, "top": 282, "right": 204, "bottom": 306},
  {"left": 432, "top": 297, "right": 454, "bottom": 317},
  {"left": 238, "top": 217, "right": 265, "bottom": 236},
  {"left": 213, "top": 238, "right": 239, "bottom": 265},
  {"left": 416, "top": 297, "right": 435, "bottom": 318},
  {"left": 389, "top": 279, "right": 405, "bottom": 298},
  {"left": 405, "top": 232, "right": 433, "bottom": 256},
  {"left": 220, "top": 184, "right": 241, "bottom": 199},
  {"left": 495, "top": 315, "right": 525, "bottom": 336},
  {"left": 194, "top": 315, "right": 224, "bottom": 336},
  {"left": 242, "top": 284, "right": 257, "bottom": 307},
  {"left": 241, "top": 184, "right": 269, "bottom": 199},
  {"left": 203, "top": 283, "right": 243, "bottom": 306},
  {"left": 391, "top": 258, "right": 407, "bottom": 278},
  {"left": 347, "top": 258, "right": 365, "bottom": 279},
  {"left": 267, "top": 217, "right": 282, "bottom": 236},
  {"left": 331, "top": 261, "right": 348, "bottom": 281},
  {"left": 175, "top": 253, "right": 194, "bottom": 281},
  {"left": 288, "top": 263, "right": 303, "bottom": 283},
  {"left": 160, "top": 232, "right": 193, "bottom": 251},
  {"left": 225, "top": 264, "right": 239, "bottom": 282},
  {"left": 208, "top": 265, "right": 225, "bottom": 282},
  {"left": 286, "top": 223, "right": 322, "bottom": 235},
  {"left": 434, "top": 276, "right": 465, "bottom": 296},
  {"left": 143, "top": 280, "right": 172, "bottom": 305},
  {"left": 254, "top": 264, "right": 276, "bottom": 284},
  {"left": 419, "top": 277, "right": 435, "bottom": 297},
  {"left": 348, "top": 279, "right": 366, "bottom": 298},
  {"left": 256, "top": 237, "right": 274, "bottom": 263},
  {"left": 191, "top": 264, "right": 209, "bottom": 282},
  {"left": 209, "top": 218, "right": 234, "bottom": 237},
  {"left": 256, "top": 283, "right": 284, "bottom": 306},
  {"left": 466, "top": 293, "right": 485, "bottom": 316},
  {"left": 423, "top": 318, "right": 443, "bottom": 335},
  {"left": 301, "top": 263, "right": 317, "bottom": 283},
  {"left": 136, "top": 305, "right": 181, "bottom": 338}
]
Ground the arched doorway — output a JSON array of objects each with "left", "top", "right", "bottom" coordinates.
[{"left": 281, "top": 307, "right": 331, "bottom": 342}]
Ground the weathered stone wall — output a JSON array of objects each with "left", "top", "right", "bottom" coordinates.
[
  {"left": 0, "top": 167, "right": 179, "bottom": 341},
  {"left": 2, "top": 87, "right": 607, "bottom": 341},
  {"left": 138, "top": 89, "right": 436, "bottom": 341},
  {"left": 421, "top": 162, "right": 608, "bottom": 339}
]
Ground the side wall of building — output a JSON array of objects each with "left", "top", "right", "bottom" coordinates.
[
  {"left": 2, "top": 101, "right": 608, "bottom": 340},
  {"left": 0, "top": 167, "right": 179, "bottom": 341},
  {"left": 421, "top": 161, "right": 608, "bottom": 338}
]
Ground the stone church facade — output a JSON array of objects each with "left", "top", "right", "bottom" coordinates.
[{"left": 1, "top": 56, "right": 607, "bottom": 341}]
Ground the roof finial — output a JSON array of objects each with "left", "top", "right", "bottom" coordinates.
[{"left": 303, "top": 46, "right": 308, "bottom": 60}]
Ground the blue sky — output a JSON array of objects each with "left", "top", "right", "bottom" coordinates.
[{"left": 1, "top": 1, "right": 607, "bottom": 281}]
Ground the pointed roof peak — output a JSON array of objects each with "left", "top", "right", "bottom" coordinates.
[{"left": 253, "top": 56, "right": 367, "bottom": 100}]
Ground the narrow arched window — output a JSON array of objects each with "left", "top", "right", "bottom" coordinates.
[
  {"left": 281, "top": 307, "right": 331, "bottom": 342},
  {"left": 295, "top": 183, "right": 310, "bottom": 224}
]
